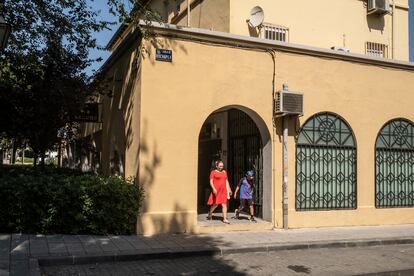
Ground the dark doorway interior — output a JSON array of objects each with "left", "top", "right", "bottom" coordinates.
[
  {"left": 197, "top": 139, "right": 221, "bottom": 214},
  {"left": 228, "top": 109, "right": 263, "bottom": 218},
  {"left": 197, "top": 108, "right": 263, "bottom": 218}
]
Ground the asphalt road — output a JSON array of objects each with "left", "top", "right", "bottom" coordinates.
[{"left": 41, "top": 244, "right": 414, "bottom": 276}]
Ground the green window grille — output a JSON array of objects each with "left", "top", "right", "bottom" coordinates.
[
  {"left": 296, "top": 112, "right": 357, "bottom": 210},
  {"left": 375, "top": 118, "right": 414, "bottom": 208}
]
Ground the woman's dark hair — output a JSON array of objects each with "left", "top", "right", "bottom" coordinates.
[{"left": 214, "top": 160, "right": 224, "bottom": 168}]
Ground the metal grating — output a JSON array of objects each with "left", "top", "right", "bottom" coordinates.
[
  {"left": 282, "top": 93, "right": 303, "bottom": 114},
  {"left": 296, "top": 112, "right": 357, "bottom": 210},
  {"left": 366, "top": 42, "right": 388, "bottom": 58},
  {"left": 262, "top": 23, "right": 289, "bottom": 42},
  {"left": 375, "top": 119, "right": 414, "bottom": 208},
  {"left": 228, "top": 109, "right": 263, "bottom": 218}
]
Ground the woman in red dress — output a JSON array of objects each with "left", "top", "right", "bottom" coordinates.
[{"left": 207, "top": 160, "right": 232, "bottom": 224}]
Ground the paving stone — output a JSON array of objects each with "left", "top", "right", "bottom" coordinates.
[
  {"left": 93, "top": 237, "right": 118, "bottom": 253},
  {"left": 10, "top": 240, "right": 29, "bottom": 256},
  {"left": 0, "top": 260, "right": 8, "bottom": 271},
  {"left": 11, "top": 235, "right": 26, "bottom": 243},
  {"left": 48, "top": 243, "right": 68, "bottom": 256},
  {"left": 0, "top": 251, "right": 9, "bottom": 262},
  {"left": 83, "top": 245, "right": 102, "bottom": 254},
  {"left": 77, "top": 235, "right": 96, "bottom": 243},
  {"left": 62, "top": 235, "right": 80, "bottom": 243},
  {"left": 4, "top": 224, "right": 414, "bottom": 276},
  {"left": 9, "top": 259, "right": 28, "bottom": 275},
  {"left": 10, "top": 234, "right": 30, "bottom": 255},
  {"left": 48, "top": 242, "right": 66, "bottom": 252},
  {"left": 29, "top": 239, "right": 48, "bottom": 248},
  {"left": 124, "top": 240, "right": 151, "bottom": 250},
  {"left": 108, "top": 236, "right": 134, "bottom": 251},
  {"left": 65, "top": 243, "right": 85, "bottom": 255},
  {"left": 29, "top": 252, "right": 50, "bottom": 258},
  {"left": 29, "top": 258, "right": 41, "bottom": 276},
  {"left": 46, "top": 235, "right": 64, "bottom": 243},
  {"left": 29, "top": 246, "right": 49, "bottom": 255},
  {"left": 28, "top": 235, "right": 46, "bottom": 241},
  {"left": 0, "top": 236, "right": 10, "bottom": 242},
  {"left": 141, "top": 239, "right": 165, "bottom": 249},
  {"left": 9, "top": 253, "right": 26, "bottom": 260},
  {"left": 120, "top": 235, "right": 152, "bottom": 249}
]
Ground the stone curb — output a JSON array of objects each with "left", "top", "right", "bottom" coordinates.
[{"left": 32, "top": 237, "right": 414, "bottom": 272}]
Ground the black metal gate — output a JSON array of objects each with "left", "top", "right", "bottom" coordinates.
[
  {"left": 295, "top": 112, "right": 357, "bottom": 210},
  {"left": 375, "top": 119, "right": 414, "bottom": 208},
  {"left": 228, "top": 109, "right": 263, "bottom": 217}
]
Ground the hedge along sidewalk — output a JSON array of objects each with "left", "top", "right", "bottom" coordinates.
[
  {"left": 0, "top": 172, "right": 143, "bottom": 235},
  {"left": 3, "top": 224, "right": 414, "bottom": 276}
]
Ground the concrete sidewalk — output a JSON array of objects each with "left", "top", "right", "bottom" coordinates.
[{"left": 1, "top": 224, "right": 414, "bottom": 276}]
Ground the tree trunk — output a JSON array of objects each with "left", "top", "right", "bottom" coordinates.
[
  {"left": 11, "top": 140, "right": 17, "bottom": 164},
  {"left": 40, "top": 151, "right": 46, "bottom": 168},
  {"left": 57, "top": 141, "right": 62, "bottom": 167},
  {"left": 33, "top": 153, "right": 38, "bottom": 168}
]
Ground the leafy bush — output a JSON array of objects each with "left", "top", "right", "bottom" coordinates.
[{"left": 0, "top": 166, "right": 144, "bottom": 235}]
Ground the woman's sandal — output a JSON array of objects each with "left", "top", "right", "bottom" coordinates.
[
  {"left": 206, "top": 213, "right": 212, "bottom": 220},
  {"left": 222, "top": 219, "right": 230, "bottom": 224}
]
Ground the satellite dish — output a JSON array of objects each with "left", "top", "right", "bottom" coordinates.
[{"left": 247, "top": 6, "right": 264, "bottom": 28}]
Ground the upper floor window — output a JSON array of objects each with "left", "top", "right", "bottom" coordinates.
[
  {"left": 262, "top": 23, "right": 289, "bottom": 42},
  {"left": 366, "top": 42, "right": 388, "bottom": 58}
]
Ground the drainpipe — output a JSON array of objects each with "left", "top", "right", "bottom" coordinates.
[
  {"left": 282, "top": 83, "right": 289, "bottom": 230},
  {"left": 392, "top": 1, "right": 395, "bottom": 59},
  {"left": 268, "top": 50, "right": 277, "bottom": 228},
  {"left": 187, "top": 0, "right": 190, "bottom": 27}
]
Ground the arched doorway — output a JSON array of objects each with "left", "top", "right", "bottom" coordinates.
[{"left": 197, "top": 106, "right": 272, "bottom": 221}]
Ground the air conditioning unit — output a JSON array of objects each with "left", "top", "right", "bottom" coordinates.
[
  {"left": 274, "top": 90, "right": 304, "bottom": 116},
  {"left": 331, "top": 46, "right": 351, "bottom": 53},
  {"left": 367, "top": 0, "right": 390, "bottom": 15}
]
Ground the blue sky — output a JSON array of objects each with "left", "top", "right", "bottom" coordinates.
[
  {"left": 85, "top": 1, "right": 119, "bottom": 76},
  {"left": 87, "top": 0, "right": 414, "bottom": 75}
]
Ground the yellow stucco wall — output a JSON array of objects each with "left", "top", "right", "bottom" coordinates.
[
  {"left": 275, "top": 51, "right": 414, "bottom": 227},
  {"left": 111, "top": 1, "right": 409, "bottom": 61},
  {"left": 229, "top": 0, "right": 409, "bottom": 60},
  {"left": 134, "top": 35, "right": 414, "bottom": 235},
  {"left": 149, "top": 0, "right": 230, "bottom": 32},
  {"left": 173, "top": 0, "right": 230, "bottom": 32},
  {"left": 394, "top": 3, "right": 410, "bottom": 60},
  {"left": 97, "top": 43, "right": 142, "bottom": 177},
  {"left": 138, "top": 37, "right": 274, "bottom": 234}
]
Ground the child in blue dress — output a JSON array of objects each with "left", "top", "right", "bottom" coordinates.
[{"left": 233, "top": 170, "right": 256, "bottom": 222}]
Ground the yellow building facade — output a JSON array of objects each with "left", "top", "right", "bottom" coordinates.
[
  {"left": 79, "top": 1, "right": 414, "bottom": 235},
  {"left": 143, "top": 0, "right": 410, "bottom": 61}
]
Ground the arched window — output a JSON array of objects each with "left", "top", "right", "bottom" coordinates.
[
  {"left": 296, "top": 112, "right": 357, "bottom": 210},
  {"left": 375, "top": 119, "right": 414, "bottom": 208}
]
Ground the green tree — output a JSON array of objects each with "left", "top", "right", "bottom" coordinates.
[{"left": 0, "top": 0, "right": 160, "bottom": 167}]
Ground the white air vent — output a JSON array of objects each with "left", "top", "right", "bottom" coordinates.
[
  {"left": 331, "top": 46, "right": 351, "bottom": 53},
  {"left": 367, "top": 0, "right": 390, "bottom": 15},
  {"left": 274, "top": 91, "right": 304, "bottom": 116}
]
